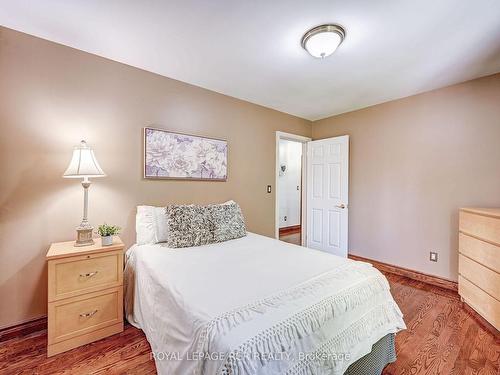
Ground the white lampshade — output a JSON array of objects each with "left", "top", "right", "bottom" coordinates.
[{"left": 63, "top": 140, "right": 106, "bottom": 178}]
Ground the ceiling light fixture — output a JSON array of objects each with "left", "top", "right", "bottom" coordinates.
[{"left": 301, "top": 24, "right": 346, "bottom": 59}]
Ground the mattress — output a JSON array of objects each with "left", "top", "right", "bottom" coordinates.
[{"left": 124, "top": 233, "right": 405, "bottom": 375}]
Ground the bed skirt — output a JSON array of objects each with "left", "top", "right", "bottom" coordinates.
[{"left": 345, "top": 333, "right": 396, "bottom": 375}]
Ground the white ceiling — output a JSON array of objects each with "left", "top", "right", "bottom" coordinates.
[{"left": 1, "top": 0, "right": 500, "bottom": 120}]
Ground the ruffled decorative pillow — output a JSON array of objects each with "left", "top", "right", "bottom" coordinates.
[
  {"left": 166, "top": 204, "right": 214, "bottom": 248},
  {"left": 165, "top": 201, "right": 246, "bottom": 248},
  {"left": 209, "top": 202, "right": 246, "bottom": 242}
]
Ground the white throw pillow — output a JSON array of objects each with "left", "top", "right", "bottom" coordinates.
[
  {"left": 136, "top": 205, "right": 169, "bottom": 245},
  {"left": 153, "top": 206, "right": 169, "bottom": 243}
]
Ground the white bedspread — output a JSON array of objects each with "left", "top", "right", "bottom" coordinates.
[{"left": 125, "top": 233, "right": 405, "bottom": 375}]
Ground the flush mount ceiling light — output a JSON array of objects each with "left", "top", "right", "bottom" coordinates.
[{"left": 301, "top": 24, "right": 346, "bottom": 59}]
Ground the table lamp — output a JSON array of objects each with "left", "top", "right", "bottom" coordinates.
[{"left": 63, "top": 140, "right": 106, "bottom": 246}]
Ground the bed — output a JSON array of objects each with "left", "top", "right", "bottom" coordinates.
[{"left": 124, "top": 232, "right": 405, "bottom": 375}]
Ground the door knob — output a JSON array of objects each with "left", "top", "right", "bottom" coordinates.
[{"left": 336, "top": 204, "right": 346, "bottom": 209}]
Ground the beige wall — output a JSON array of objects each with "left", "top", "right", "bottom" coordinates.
[
  {"left": 313, "top": 73, "right": 500, "bottom": 282},
  {"left": 0, "top": 27, "right": 311, "bottom": 328}
]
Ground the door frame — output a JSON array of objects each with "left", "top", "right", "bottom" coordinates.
[{"left": 275, "top": 131, "right": 312, "bottom": 245}]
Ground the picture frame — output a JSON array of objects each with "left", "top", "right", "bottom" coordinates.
[{"left": 143, "top": 127, "right": 228, "bottom": 181}]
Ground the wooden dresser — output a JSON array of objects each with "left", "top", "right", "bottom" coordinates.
[
  {"left": 458, "top": 208, "right": 500, "bottom": 331},
  {"left": 46, "top": 237, "right": 124, "bottom": 356}
]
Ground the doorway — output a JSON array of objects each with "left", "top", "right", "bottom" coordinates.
[{"left": 275, "top": 132, "right": 311, "bottom": 246}]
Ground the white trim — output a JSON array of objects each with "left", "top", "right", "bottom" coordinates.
[
  {"left": 275, "top": 131, "right": 311, "bottom": 143},
  {"left": 275, "top": 131, "right": 312, "bottom": 246}
]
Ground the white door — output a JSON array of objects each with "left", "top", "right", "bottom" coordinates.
[{"left": 306, "top": 135, "right": 349, "bottom": 256}]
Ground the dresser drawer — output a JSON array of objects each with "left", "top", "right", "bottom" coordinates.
[
  {"left": 459, "top": 254, "right": 500, "bottom": 298},
  {"left": 48, "top": 250, "right": 123, "bottom": 301},
  {"left": 459, "top": 233, "right": 500, "bottom": 273},
  {"left": 48, "top": 287, "right": 123, "bottom": 345},
  {"left": 459, "top": 276, "right": 500, "bottom": 331},
  {"left": 459, "top": 211, "right": 500, "bottom": 245}
]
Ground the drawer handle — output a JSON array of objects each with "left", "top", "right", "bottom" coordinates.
[
  {"left": 79, "top": 309, "right": 98, "bottom": 318},
  {"left": 80, "top": 271, "right": 98, "bottom": 278}
]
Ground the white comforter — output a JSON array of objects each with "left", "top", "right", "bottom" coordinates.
[{"left": 125, "top": 233, "right": 405, "bottom": 375}]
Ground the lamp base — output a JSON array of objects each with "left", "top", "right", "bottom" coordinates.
[{"left": 75, "top": 227, "right": 94, "bottom": 247}]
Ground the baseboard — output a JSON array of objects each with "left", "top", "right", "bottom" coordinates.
[
  {"left": 279, "top": 225, "right": 301, "bottom": 236},
  {"left": 460, "top": 300, "right": 499, "bottom": 336},
  {"left": 349, "top": 254, "right": 458, "bottom": 292},
  {"left": 0, "top": 315, "right": 47, "bottom": 342}
]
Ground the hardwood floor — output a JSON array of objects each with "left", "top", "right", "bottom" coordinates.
[
  {"left": 0, "top": 274, "right": 498, "bottom": 374},
  {"left": 279, "top": 232, "right": 301, "bottom": 245},
  {"left": 279, "top": 231, "right": 301, "bottom": 245},
  {"left": 383, "top": 273, "right": 499, "bottom": 375}
]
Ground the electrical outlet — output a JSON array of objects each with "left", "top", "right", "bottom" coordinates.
[
  {"left": 284, "top": 216, "right": 287, "bottom": 221},
  {"left": 267, "top": 185, "right": 272, "bottom": 193},
  {"left": 429, "top": 251, "right": 438, "bottom": 262}
]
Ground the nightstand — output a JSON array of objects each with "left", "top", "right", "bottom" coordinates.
[{"left": 46, "top": 236, "right": 124, "bottom": 357}]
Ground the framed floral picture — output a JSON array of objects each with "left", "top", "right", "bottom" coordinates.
[{"left": 143, "top": 127, "right": 228, "bottom": 181}]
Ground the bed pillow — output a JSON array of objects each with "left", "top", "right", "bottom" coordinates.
[
  {"left": 166, "top": 204, "right": 215, "bottom": 248},
  {"left": 154, "top": 207, "right": 169, "bottom": 243},
  {"left": 209, "top": 201, "right": 246, "bottom": 242},
  {"left": 136, "top": 205, "right": 169, "bottom": 244}
]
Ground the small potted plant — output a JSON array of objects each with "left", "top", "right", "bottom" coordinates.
[{"left": 97, "top": 223, "right": 121, "bottom": 246}]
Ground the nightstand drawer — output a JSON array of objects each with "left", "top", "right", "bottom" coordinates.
[
  {"left": 48, "top": 250, "right": 123, "bottom": 301},
  {"left": 48, "top": 287, "right": 123, "bottom": 345}
]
